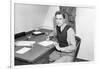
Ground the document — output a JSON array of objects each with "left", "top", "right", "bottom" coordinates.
[
  {"left": 38, "top": 40, "right": 54, "bottom": 47},
  {"left": 16, "top": 47, "right": 31, "bottom": 54},
  {"left": 15, "top": 41, "right": 36, "bottom": 46}
]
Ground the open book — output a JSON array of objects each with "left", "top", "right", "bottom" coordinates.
[{"left": 38, "top": 40, "right": 54, "bottom": 47}]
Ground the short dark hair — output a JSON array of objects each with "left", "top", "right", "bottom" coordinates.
[{"left": 55, "top": 11, "right": 66, "bottom": 19}]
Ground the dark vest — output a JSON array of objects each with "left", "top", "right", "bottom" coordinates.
[{"left": 56, "top": 25, "right": 71, "bottom": 47}]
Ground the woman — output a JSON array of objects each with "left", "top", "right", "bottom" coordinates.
[{"left": 49, "top": 11, "right": 76, "bottom": 63}]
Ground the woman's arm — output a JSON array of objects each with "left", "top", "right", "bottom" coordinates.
[{"left": 60, "top": 28, "right": 76, "bottom": 52}]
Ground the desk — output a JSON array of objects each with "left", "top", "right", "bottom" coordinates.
[{"left": 15, "top": 29, "right": 56, "bottom": 65}]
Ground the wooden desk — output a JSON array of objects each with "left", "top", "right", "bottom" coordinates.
[{"left": 15, "top": 29, "right": 55, "bottom": 65}]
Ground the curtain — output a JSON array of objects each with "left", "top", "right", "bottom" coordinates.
[{"left": 59, "top": 6, "right": 76, "bottom": 32}]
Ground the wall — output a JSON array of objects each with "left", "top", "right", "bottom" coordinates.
[
  {"left": 14, "top": 3, "right": 49, "bottom": 34},
  {"left": 42, "top": 6, "right": 59, "bottom": 30},
  {"left": 76, "top": 7, "right": 95, "bottom": 60}
]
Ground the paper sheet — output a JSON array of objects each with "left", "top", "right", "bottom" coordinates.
[
  {"left": 38, "top": 40, "right": 54, "bottom": 47},
  {"left": 33, "top": 31, "right": 42, "bottom": 34},
  {"left": 16, "top": 47, "right": 31, "bottom": 54},
  {"left": 15, "top": 41, "right": 36, "bottom": 46}
]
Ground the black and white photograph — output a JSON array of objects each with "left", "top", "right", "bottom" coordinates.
[
  {"left": 14, "top": 2, "right": 95, "bottom": 66},
  {"left": 2, "top": 0, "right": 100, "bottom": 69}
]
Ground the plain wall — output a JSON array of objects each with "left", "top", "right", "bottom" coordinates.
[
  {"left": 14, "top": 3, "right": 49, "bottom": 34},
  {"left": 42, "top": 6, "right": 59, "bottom": 30},
  {"left": 76, "top": 7, "right": 95, "bottom": 60}
]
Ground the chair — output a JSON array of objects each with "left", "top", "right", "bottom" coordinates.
[{"left": 73, "top": 36, "right": 81, "bottom": 62}]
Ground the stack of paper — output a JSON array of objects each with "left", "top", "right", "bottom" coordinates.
[
  {"left": 32, "top": 31, "right": 42, "bottom": 34},
  {"left": 16, "top": 47, "right": 31, "bottom": 54},
  {"left": 38, "top": 40, "right": 54, "bottom": 47},
  {"left": 15, "top": 41, "right": 36, "bottom": 46}
]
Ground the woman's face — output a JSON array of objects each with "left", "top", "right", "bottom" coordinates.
[{"left": 55, "top": 14, "right": 65, "bottom": 27}]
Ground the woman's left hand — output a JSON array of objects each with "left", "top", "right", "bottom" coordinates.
[{"left": 53, "top": 42, "right": 61, "bottom": 51}]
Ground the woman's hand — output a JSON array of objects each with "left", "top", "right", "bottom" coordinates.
[{"left": 53, "top": 42, "right": 61, "bottom": 51}]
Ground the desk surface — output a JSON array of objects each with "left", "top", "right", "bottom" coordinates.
[{"left": 15, "top": 29, "right": 55, "bottom": 64}]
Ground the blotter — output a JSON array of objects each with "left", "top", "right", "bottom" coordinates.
[
  {"left": 15, "top": 41, "right": 36, "bottom": 46},
  {"left": 16, "top": 47, "right": 31, "bottom": 54},
  {"left": 38, "top": 40, "right": 54, "bottom": 47}
]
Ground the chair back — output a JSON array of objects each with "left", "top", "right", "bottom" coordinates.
[{"left": 73, "top": 36, "right": 81, "bottom": 61}]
